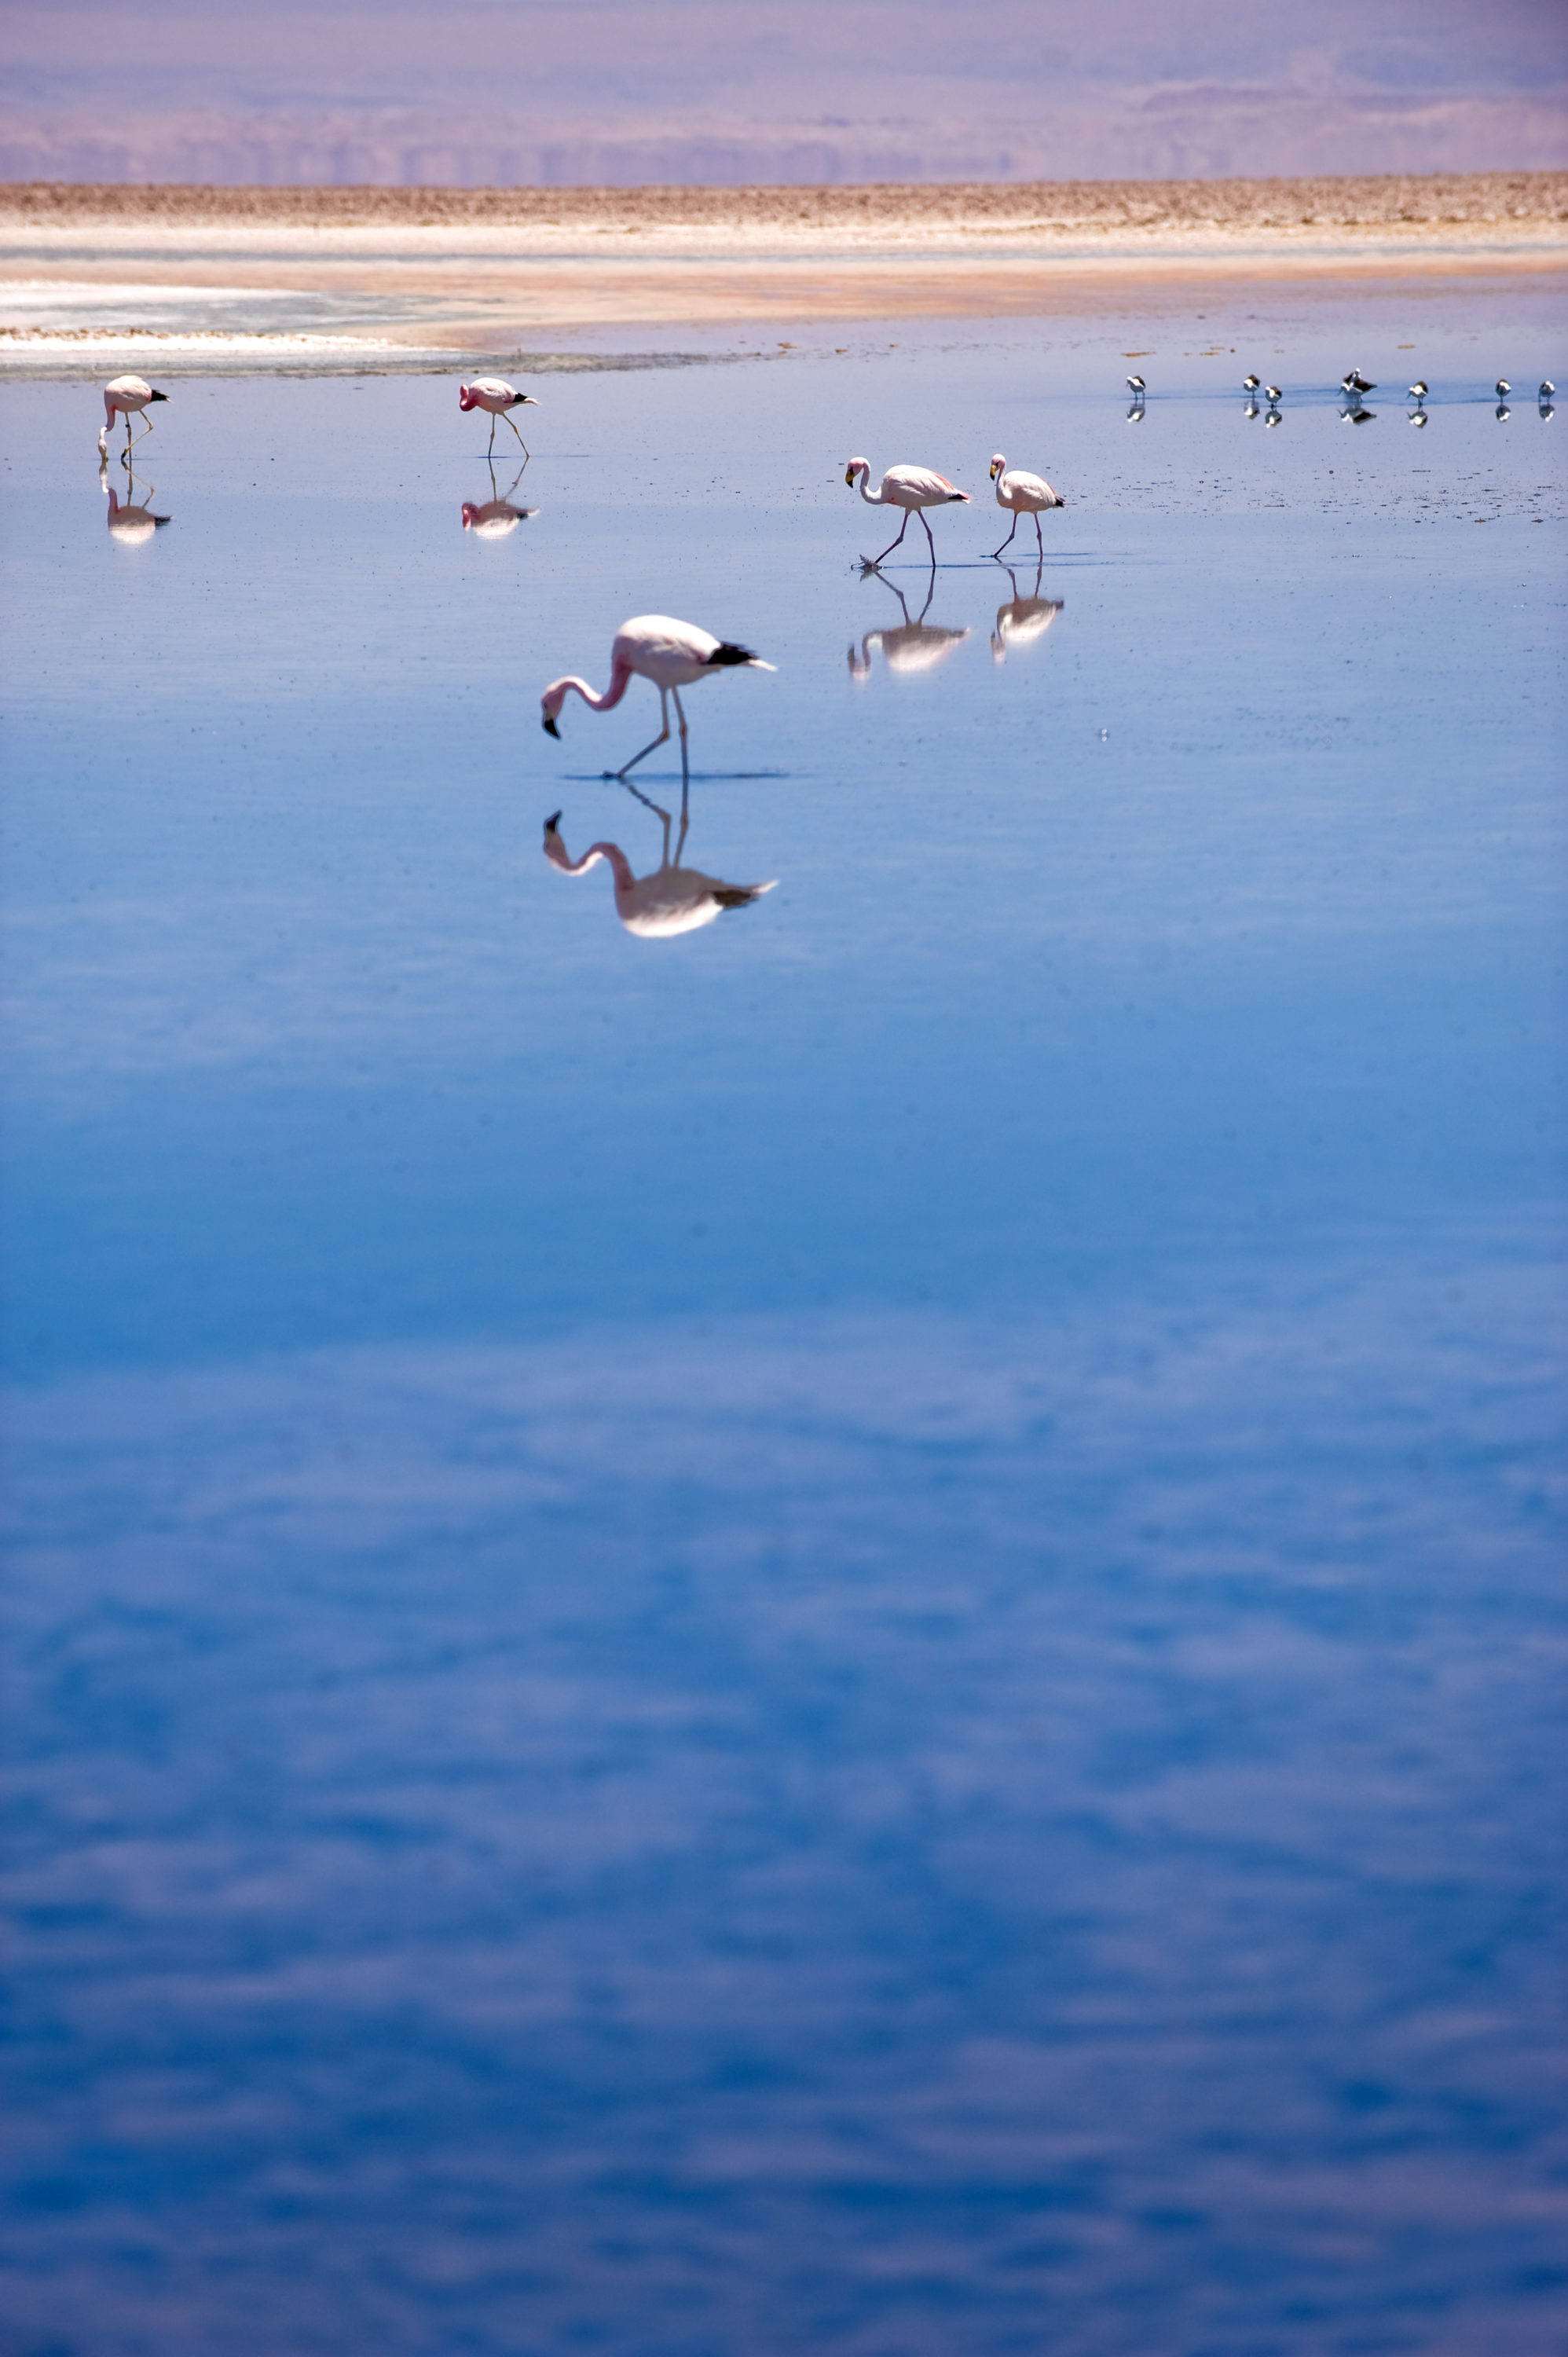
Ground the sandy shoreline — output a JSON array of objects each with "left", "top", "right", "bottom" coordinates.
[{"left": 2, "top": 174, "right": 1563, "bottom": 354}]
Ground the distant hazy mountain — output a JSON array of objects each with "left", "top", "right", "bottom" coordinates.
[{"left": 3, "top": 0, "right": 1565, "bottom": 183}]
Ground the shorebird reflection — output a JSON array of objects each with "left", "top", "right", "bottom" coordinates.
[
  {"left": 848, "top": 566, "right": 969, "bottom": 680},
  {"left": 991, "top": 563, "right": 1064, "bottom": 665},
  {"left": 100, "top": 455, "right": 171, "bottom": 544},
  {"left": 543, "top": 776, "right": 775, "bottom": 940},
  {"left": 460, "top": 459, "right": 539, "bottom": 537}
]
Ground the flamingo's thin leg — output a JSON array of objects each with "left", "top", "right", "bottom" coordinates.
[
  {"left": 919, "top": 509, "right": 937, "bottom": 563},
  {"left": 613, "top": 687, "right": 672, "bottom": 781},
  {"left": 671, "top": 687, "right": 691, "bottom": 789},
  {"left": 863, "top": 510, "right": 910, "bottom": 569},
  {"left": 503, "top": 411, "right": 530, "bottom": 460},
  {"left": 990, "top": 511, "right": 1020, "bottom": 559},
  {"left": 1034, "top": 512, "right": 1045, "bottom": 559}
]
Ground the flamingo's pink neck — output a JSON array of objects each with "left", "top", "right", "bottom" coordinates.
[
  {"left": 853, "top": 466, "right": 885, "bottom": 506},
  {"left": 548, "top": 660, "right": 633, "bottom": 716}
]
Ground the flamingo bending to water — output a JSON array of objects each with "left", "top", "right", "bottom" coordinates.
[
  {"left": 844, "top": 459, "right": 969, "bottom": 567},
  {"left": 540, "top": 614, "right": 774, "bottom": 780},
  {"left": 987, "top": 453, "right": 1064, "bottom": 559},
  {"left": 98, "top": 376, "right": 167, "bottom": 457},
  {"left": 458, "top": 377, "right": 539, "bottom": 456}
]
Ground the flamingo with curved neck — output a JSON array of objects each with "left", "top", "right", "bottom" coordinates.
[
  {"left": 541, "top": 614, "right": 774, "bottom": 782},
  {"left": 987, "top": 453, "right": 1064, "bottom": 560},
  {"left": 844, "top": 459, "right": 969, "bottom": 568}
]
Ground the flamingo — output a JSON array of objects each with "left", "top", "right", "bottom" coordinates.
[
  {"left": 458, "top": 377, "right": 539, "bottom": 457},
  {"left": 461, "top": 460, "right": 537, "bottom": 537},
  {"left": 97, "top": 375, "right": 167, "bottom": 458},
  {"left": 543, "top": 786, "right": 775, "bottom": 940},
  {"left": 987, "top": 453, "right": 1064, "bottom": 559},
  {"left": 843, "top": 459, "right": 969, "bottom": 567},
  {"left": 990, "top": 565, "right": 1063, "bottom": 665},
  {"left": 848, "top": 569, "right": 969, "bottom": 680},
  {"left": 540, "top": 614, "right": 774, "bottom": 781}
]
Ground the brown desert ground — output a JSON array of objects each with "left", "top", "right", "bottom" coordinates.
[{"left": 3, "top": 171, "right": 1564, "bottom": 336}]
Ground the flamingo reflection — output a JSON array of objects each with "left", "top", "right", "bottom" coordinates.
[
  {"left": 544, "top": 777, "right": 775, "bottom": 940},
  {"left": 848, "top": 566, "right": 969, "bottom": 680},
  {"left": 101, "top": 455, "right": 171, "bottom": 544},
  {"left": 990, "top": 563, "right": 1064, "bottom": 664},
  {"left": 460, "top": 459, "right": 538, "bottom": 537}
]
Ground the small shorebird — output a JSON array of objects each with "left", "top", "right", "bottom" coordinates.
[
  {"left": 1264, "top": 385, "right": 1283, "bottom": 405},
  {"left": 1243, "top": 373, "right": 1261, "bottom": 393},
  {"left": 1126, "top": 374, "right": 1146, "bottom": 398},
  {"left": 844, "top": 459, "right": 969, "bottom": 566},
  {"left": 1495, "top": 379, "right": 1511, "bottom": 398},
  {"left": 1343, "top": 370, "right": 1376, "bottom": 396},
  {"left": 1407, "top": 381, "right": 1428, "bottom": 401},
  {"left": 457, "top": 377, "right": 539, "bottom": 456},
  {"left": 986, "top": 453, "right": 1064, "bottom": 559},
  {"left": 540, "top": 614, "right": 773, "bottom": 780},
  {"left": 1540, "top": 381, "right": 1555, "bottom": 401},
  {"left": 98, "top": 376, "right": 167, "bottom": 457}
]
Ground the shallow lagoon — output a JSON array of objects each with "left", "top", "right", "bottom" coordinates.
[{"left": 2, "top": 295, "right": 1566, "bottom": 2354}]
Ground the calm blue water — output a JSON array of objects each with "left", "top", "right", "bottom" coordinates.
[{"left": 2, "top": 297, "right": 1566, "bottom": 2355}]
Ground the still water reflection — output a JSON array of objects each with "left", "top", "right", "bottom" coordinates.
[
  {"left": 100, "top": 455, "right": 171, "bottom": 544},
  {"left": 460, "top": 457, "right": 538, "bottom": 537},
  {"left": 990, "top": 562, "right": 1064, "bottom": 664},
  {"left": 543, "top": 780, "right": 776, "bottom": 938},
  {"left": 848, "top": 562, "right": 970, "bottom": 678}
]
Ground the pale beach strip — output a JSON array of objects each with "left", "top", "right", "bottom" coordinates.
[{"left": 2, "top": 172, "right": 1563, "bottom": 366}]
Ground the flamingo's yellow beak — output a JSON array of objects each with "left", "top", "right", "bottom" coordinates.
[{"left": 844, "top": 464, "right": 855, "bottom": 486}]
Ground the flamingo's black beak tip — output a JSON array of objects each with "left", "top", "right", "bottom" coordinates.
[
  {"left": 149, "top": 390, "right": 167, "bottom": 401},
  {"left": 542, "top": 715, "right": 560, "bottom": 739},
  {"left": 544, "top": 811, "right": 561, "bottom": 832}
]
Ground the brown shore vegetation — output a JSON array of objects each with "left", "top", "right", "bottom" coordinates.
[{"left": 5, "top": 170, "right": 1566, "bottom": 237}]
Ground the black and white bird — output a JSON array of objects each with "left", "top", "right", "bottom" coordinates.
[
  {"left": 1495, "top": 379, "right": 1511, "bottom": 398},
  {"left": 1407, "top": 380, "right": 1428, "bottom": 401},
  {"left": 1540, "top": 380, "right": 1555, "bottom": 400},
  {"left": 1343, "top": 370, "right": 1376, "bottom": 396},
  {"left": 1243, "top": 373, "right": 1261, "bottom": 393},
  {"left": 1126, "top": 375, "right": 1146, "bottom": 398},
  {"left": 1264, "top": 384, "right": 1283, "bottom": 405}
]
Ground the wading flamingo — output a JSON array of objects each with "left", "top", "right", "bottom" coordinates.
[
  {"left": 541, "top": 614, "right": 774, "bottom": 781},
  {"left": 844, "top": 459, "right": 969, "bottom": 567},
  {"left": 990, "top": 564, "right": 1063, "bottom": 664},
  {"left": 987, "top": 453, "right": 1064, "bottom": 559},
  {"left": 458, "top": 377, "right": 539, "bottom": 457},
  {"left": 461, "top": 460, "right": 537, "bottom": 537},
  {"left": 98, "top": 376, "right": 167, "bottom": 458},
  {"left": 543, "top": 783, "right": 775, "bottom": 940},
  {"left": 848, "top": 568, "right": 969, "bottom": 680}
]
